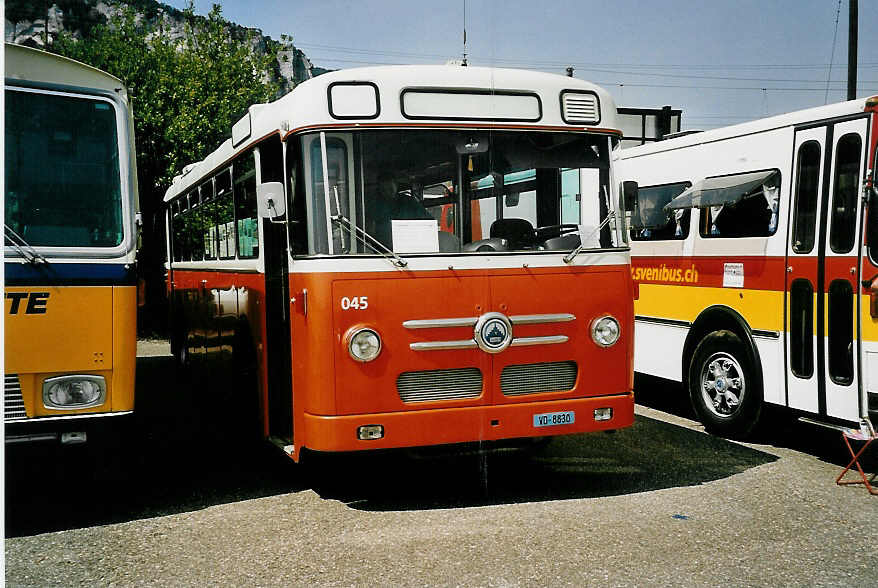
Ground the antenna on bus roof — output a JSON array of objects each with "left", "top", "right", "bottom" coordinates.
[{"left": 461, "top": 0, "right": 468, "bottom": 66}]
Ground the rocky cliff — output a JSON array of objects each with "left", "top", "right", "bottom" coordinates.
[{"left": 4, "top": 0, "right": 327, "bottom": 95}]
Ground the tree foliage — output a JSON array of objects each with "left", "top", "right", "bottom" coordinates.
[
  {"left": 53, "top": 2, "right": 280, "bottom": 191},
  {"left": 49, "top": 2, "right": 283, "bottom": 333}
]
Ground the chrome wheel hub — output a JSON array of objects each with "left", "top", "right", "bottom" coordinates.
[{"left": 700, "top": 352, "right": 745, "bottom": 419}]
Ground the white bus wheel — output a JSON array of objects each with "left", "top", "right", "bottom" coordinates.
[{"left": 688, "top": 330, "right": 762, "bottom": 439}]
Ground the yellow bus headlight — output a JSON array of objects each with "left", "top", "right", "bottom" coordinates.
[{"left": 42, "top": 375, "right": 106, "bottom": 409}]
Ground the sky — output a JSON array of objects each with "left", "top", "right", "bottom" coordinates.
[{"left": 164, "top": 1, "right": 878, "bottom": 130}]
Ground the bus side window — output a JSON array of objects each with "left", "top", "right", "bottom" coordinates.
[
  {"left": 173, "top": 205, "right": 186, "bottom": 262},
  {"left": 792, "top": 142, "right": 821, "bottom": 253},
  {"left": 188, "top": 190, "right": 205, "bottom": 261},
  {"left": 234, "top": 151, "right": 259, "bottom": 259},
  {"left": 829, "top": 134, "right": 862, "bottom": 254},
  {"left": 216, "top": 168, "right": 235, "bottom": 259},
  {"left": 285, "top": 139, "right": 308, "bottom": 255},
  {"left": 699, "top": 171, "right": 779, "bottom": 238},
  {"left": 201, "top": 180, "right": 218, "bottom": 260},
  {"left": 630, "top": 181, "right": 691, "bottom": 241}
]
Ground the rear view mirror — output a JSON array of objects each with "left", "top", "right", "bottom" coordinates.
[
  {"left": 622, "top": 181, "right": 638, "bottom": 213},
  {"left": 257, "top": 182, "right": 286, "bottom": 220}
]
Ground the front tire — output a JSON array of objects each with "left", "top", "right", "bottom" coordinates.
[{"left": 688, "top": 330, "right": 762, "bottom": 438}]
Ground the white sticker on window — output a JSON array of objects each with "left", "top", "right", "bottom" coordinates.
[
  {"left": 723, "top": 263, "right": 744, "bottom": 288},
  {"left": 391, "top": 219, "right": 439, "bottom": 253}
]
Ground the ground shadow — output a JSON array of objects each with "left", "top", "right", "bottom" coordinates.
[
  {"left": 634, "top": 373, "right": 878, "bottom": 471},
  {"left": 307, "top": 411, "right": 776, "bottom": 511},
  {"left": 5, "top": 357, "right": 778, "bottom": 536}
]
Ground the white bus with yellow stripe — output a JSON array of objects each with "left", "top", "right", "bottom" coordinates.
[
  {"left": 618, "top": 96, "right": 878, "bottom": 437},
  {"left": 4, "top": 44, "right": 139, "bottom": 444}
]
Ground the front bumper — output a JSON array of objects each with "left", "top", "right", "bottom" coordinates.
[{"left": 303, "top": 393, "right": 634, "bottom": 453}]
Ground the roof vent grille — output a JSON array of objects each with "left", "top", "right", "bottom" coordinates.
[{"left": 561, "top": 91, "right": 600, "bottom": 125}]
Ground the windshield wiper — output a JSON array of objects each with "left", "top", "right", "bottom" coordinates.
[
  {"left": 563, "top": 210, "right": 616, "bottom": 265},
  {"left": 4, "top": 224, "right": 48, "bottom": 265},
  {"left": 330, "top": 214, "right": 408, "bottom": 269}
]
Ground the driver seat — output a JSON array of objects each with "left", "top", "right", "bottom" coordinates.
[{"left": 490, "top": 218, "right": 534, "bottom": 250}]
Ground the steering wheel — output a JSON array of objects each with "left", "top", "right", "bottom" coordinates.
[{"left": 533, "top": 224, "right": 579, "bottom": 240}]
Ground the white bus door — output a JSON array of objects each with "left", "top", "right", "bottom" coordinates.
[{"left": 785, "top": 117, "right": 868, "bottom": 424}]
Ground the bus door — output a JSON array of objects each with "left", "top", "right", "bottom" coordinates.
[
  {"left": 785, "top": 117, "right": 869, "bottom": 423},
  {"left": 260, "top": 143, "right": 294, "bottom": 444}
]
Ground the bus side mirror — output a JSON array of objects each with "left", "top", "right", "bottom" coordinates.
[
  {"left": 622, "top": 181, "right": 638, "bottom": 213},
  {"left": 257, "top": 182, "right": 286, "bottom": 221}
]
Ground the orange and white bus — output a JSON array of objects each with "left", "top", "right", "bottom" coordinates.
[
  {"left": 618, "top": 96, "right": 878, "bottom": 438},
  {"left": 164, "top": 65, "right": 636, "bottom": 461}
]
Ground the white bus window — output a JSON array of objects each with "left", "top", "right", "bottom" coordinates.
[
  {"left": 234, "top": 152, "right": 259, "bottom": 258},
  {"left": 829, "top": 134, "right": 862, "bottom": 254},
  {"left": 216, "top": 168, "right": 235, "bottom": 259},
  {"left": 697, "top": 171, "right": 780, "bottom": 238},
  {"left": 561, "top": 168, "right": 580, "bottom": 225},
  {"left": 300, "top": 130, "right": 611, "bottom": 255},
  {"left": 5, "top": 89, "right": 123, "bottom": 247},
  {"left": 200, "top": 181, "right": 218, "bottom": 260},
  {"left": 308, "top": 136, "right": 352, "bottom": 254},
  {"left": 630, "top": 181, "right": 692, "bottom": 241},
  {"left": 792, "top": 142, "right": 821, "bottom": 254}
]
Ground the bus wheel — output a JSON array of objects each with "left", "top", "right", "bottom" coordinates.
[{"left": 688, "top": 330, "right": 762, "bottom": 439}]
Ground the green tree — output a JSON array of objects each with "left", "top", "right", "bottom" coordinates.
[{"left": 51, "top": 3, "right": 281, "bottom": 334}]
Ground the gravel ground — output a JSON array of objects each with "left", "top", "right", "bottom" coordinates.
[{"left": 4, "top": 351, "right": 877, "bottom": 586}]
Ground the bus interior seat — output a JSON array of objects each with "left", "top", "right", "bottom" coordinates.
[
  {"left": 542, "top": 233, "right": 581, "bottom": 250},
  {"left": 490, "top": 218, "right": 534, "bottom": 249},
  {"left": 438, "top": 230, "right": 461, "bottom": 252}
]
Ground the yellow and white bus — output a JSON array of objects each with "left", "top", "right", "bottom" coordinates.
[
  {"left": 618, "top": 96, "right": 878, "bottom": 437},
  {"left": 4, "top": 44, "right": 140, "bottom": 444}
]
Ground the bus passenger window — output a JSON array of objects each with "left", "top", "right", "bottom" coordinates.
[
  {"left": 829, "top": 134, "right": 862, "bottom": 254},
  {"left": 630, "top": 181, "right": 691, "bottom": 241},
  {"left": 790, "top": 278, "right": 814, "bottom": 379},
  {"left": 791, "top": 142, "right": 821, "bottom": 253},
  {"left": 172, "top": 200, "right": 185, "bottom": 262},
  {"left": 234, "top": 152, "right": 259, "bottom": 258},
  {"left": 201, "top": 181, "right": 218, "bottom": 260},
  {"left": 699, "top": 171, "right": 779, "bottom": 238},
  {"left": 216, "top": 168, "right": 235, "bottom": 259},
  {"left": 828, "top": 279, "right": 854, "bottom": 385}
]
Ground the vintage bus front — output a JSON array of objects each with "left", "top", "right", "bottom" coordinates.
[
  {"left": 278, "top": 68, "right": 635, "bottom": 458},
  {"left": 4, "top": 44, "right": 139, "bottom": 444}
]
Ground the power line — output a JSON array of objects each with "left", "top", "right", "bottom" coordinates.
[
  {"left": 309, "top": 55, "right": 878, "bottom": 90},
  {"left": 296, "top": 40, "right": 878, "bottom": 71}
]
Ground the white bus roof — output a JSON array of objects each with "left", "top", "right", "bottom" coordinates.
[
  {"left": 619, "top": 96, "right": 877, "bottom": 161},
  {"left": 4, "top": 43, "right": 128, "bottom": 100},
  {"left": 164, "top": 65, "right": 620, "bottom": 202}
]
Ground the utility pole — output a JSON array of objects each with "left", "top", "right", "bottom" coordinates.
[{"left": 848, "top": 0, "right": 857, "bottom": 100}]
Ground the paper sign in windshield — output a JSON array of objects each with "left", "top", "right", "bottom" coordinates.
[{"left": 391, "top": 219, "right": 439, "bottom": 253}]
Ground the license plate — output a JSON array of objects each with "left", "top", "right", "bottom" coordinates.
[{"left": 533, "top": 411, "right": 575, "bottom": 427}]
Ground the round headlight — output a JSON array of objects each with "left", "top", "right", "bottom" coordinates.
[
  {"left": 348, "top": 328, "right": 382, "bottom": 362},
  {"left": 591, "top": 315, "right": 621, "bottom": 347}
]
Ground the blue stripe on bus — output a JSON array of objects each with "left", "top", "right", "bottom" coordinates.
[{"left": 4, "top": 262, "right": 136, "bottom": 286}]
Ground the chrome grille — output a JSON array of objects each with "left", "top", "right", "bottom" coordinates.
[
  {"left": 397, "top": 367, "right": 483, "bottom": 403},
  {"left": 501, "top": 361, "right": 577, "bottom": 396},
  {"left": 5, "top": 374, "right": 28, "bottom": 421},
  {"left": 561, "top": 92, "right": 599, "bottom": 124}
]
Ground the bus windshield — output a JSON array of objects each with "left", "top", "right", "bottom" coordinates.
[
  {"left": 299, "top": 130, "right": 615, "bottom": 255},
  {"left": 4, "top": 89, "right": 124, "bottom": 248}
]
